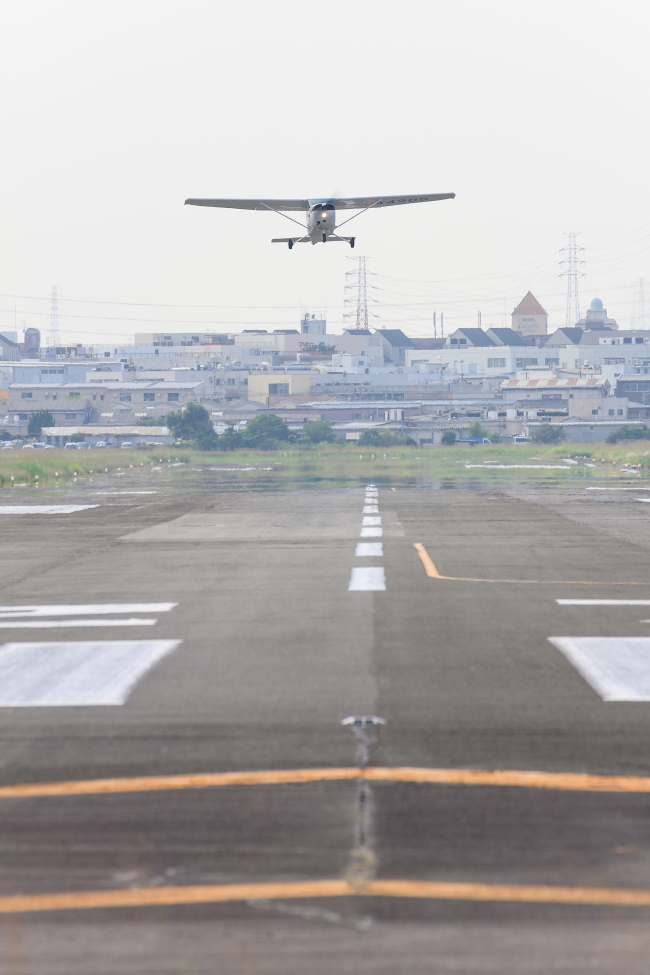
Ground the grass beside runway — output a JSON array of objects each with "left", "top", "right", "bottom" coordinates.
[{"left": 1, "top": 441, "right": 650, "bottom": 490}]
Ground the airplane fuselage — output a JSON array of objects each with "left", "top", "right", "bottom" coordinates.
[{"left": 307, "top": 200, "right": 336, "bottom": 244}]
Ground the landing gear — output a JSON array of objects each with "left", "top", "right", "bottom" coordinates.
[
  {"left": 288, "top": 240, "right": 293, "bottom": 250},
  {"left": 322, "top": 232, "right": 327, "bottom": 243},
  {"left": 350, "top": 237, "right": 355, "bottom": 249}
]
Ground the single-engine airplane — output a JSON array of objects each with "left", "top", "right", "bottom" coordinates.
[{"left": 184, "top": 194, "right": 455, "bottom": 248}]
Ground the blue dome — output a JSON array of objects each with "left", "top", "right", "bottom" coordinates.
[{"left": 590, "top": 297, "right": 604, "bottom": 310}]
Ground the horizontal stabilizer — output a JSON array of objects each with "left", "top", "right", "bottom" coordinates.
[{"left": 271, "top": 237, "right": 309, "bottom": 244}]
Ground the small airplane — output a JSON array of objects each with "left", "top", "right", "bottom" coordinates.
[{"left": 184, "top": 194, "right": 455, "bottom": 248}]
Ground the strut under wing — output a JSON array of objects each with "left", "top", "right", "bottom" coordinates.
[
  {"left": 332, "top": 193, "right": 455, "bottom": 210},
  {"left": 185, "top": 198, "right": 309, "bottom": 211}
]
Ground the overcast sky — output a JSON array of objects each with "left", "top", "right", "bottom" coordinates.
[{"left": 1, "top": 0, "right": 649, "bottom": 345}]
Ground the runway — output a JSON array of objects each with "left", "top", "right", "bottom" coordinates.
[{"left": 1, "top": 479, "right": 650, "bottom": 972}]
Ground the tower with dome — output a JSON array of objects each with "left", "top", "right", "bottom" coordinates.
[{"left": 575, "top": 298, "right": 618, "bottom": 330}]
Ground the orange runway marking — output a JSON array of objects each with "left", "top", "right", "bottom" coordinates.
[
  {"left": 2, "top": 879, "right": 650, "bottom": 913},
  {"left": 414, "top": 542, "right": 650, "bottom": 585},
  {"left": 3, "top": 766, "right": 650, "bottom": 799}
]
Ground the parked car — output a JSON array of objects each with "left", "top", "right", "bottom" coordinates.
[
  {"left": 1, "top": 444, "right": 14, "bottom": 450},
  {"left": 22, "top": 443, "right": 34, "bottom": 449},
  {"left": 32, "top": 443, "right": 47, "bottom": 449},
  {"left": 64, "top": 442, "right": 80, "bottom": 449},
  {"left": 92, "top": 442, "right": 108, "bottom": 448},
  {"left": 119, "top": 442, "right": 133, "bottom": 448}
]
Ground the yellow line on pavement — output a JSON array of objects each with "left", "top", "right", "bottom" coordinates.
[
  {"left": 4, "top": 766, "right": 650, "bottom": 799},
  {"left": 413, "top": 542, "right": 650, "bottom": 585},
  {"left": 2, "top": 879, "right": 650, "bottom": 913}
]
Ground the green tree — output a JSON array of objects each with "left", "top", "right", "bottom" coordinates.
[
  {"left": 165, "top": 402, "right": 219, "bottom": 450},
  {"left": 467, "top": 419, "right": 490, "bottom": 439},
  {"left": 242, "top": 413, "right": 291, "bottom": 450},
  {"left": 136, "top": 416, "right": 164, "bottom": 426},
  {"left": 69, "top": 432, "right": 86, "bottom": 443},
  {"left": 605, "top": 424, "right": 650, "bottom": 444},
  {"left": 358, "top": 429, "right": 416, "bottom": 447},
  {"left": 441, "top": 430, "right": 457, "bottom": 446},
  {"left": 530, "top": 423, "right": 566, "bottom": 444},
  {"left": 27, "top": 410, "right": 54, "bottom": 436},
  {"left": 216, "top": 425, "right": 244, "bottom": 451},
  {"left": 303, "top": 420, "right": 335, "bottom": 444}
]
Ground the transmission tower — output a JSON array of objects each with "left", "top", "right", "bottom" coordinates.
[
  {"left": 559, "top": 233, "right": 585, "bottom": 327},
  {"left": 632, "top": 278, "right": 649, "bottom": 328},
  {"left": 344, "top": 256, "right": 378, "bottom": 328},
  {"left": 48, "top": 286, "right": 60, "bottom": 349}
]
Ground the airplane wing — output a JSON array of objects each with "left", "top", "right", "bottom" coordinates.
[
  {"left": 332, "top": 193, "right": 455, "bottom": 210},
  {"left": 185, "top": 198, "right": 309, "bottom": 211}
]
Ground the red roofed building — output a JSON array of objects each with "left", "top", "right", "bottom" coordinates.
[{"left": 512, "top": 292, "right": 548, "bottom": 338}]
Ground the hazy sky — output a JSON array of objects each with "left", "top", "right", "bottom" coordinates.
[{"left": 1, "top": 0, "right": 649, "bottom": 344}]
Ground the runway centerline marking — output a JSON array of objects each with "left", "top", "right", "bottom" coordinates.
[
  {"left": 0, "top": 603, "right": 177, "bottom": 619},
  {"left": 361, "top": 516, "right": 381, "bottom": 526},
  {"left": 1, "top": 879, "right": 650, "bottom": 913},
  {"left": 414, "top": 543, "right": 650, "bottom": 585},
  {"left": 6, "top": 765, "right": 650, "bottom": 799},
  {"left": 348, "top": 567, "right": 386, "bottom": 591},
  {"left": 355, "top": 542, "right": 383, "bottom": 557},
  {"left": 360, "top": 527, "right": 383, "bottom": 537}
]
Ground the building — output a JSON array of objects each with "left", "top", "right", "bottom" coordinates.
[
  {"left": 511, "top": 292, "right": 548, "bottom": 338},
  {"left": 40, "top": 426, "right": 172, "bottom": 447},
  {"left": 247, "top": 373, "right": 317, "bottom": 405},
  {"left": 0, "top": 334, "right": 20, "bottom": 361},
  {"left": 134, "top": 332, "right": 234, "bottom": 346},
  {"left": 300, "top": 313, "right": 327, "bottom": 335},
  {"left": 574, "top": 298, "right": 618, "bottom": 330}
]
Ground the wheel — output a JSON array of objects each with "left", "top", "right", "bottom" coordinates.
[
  {"left": 350, "top": 237, "right": 355, "bottom": 249},
  {"left": 322, "top": 232, "right": 326, "bottom": 243},
  {"left": 288, "top": 240, "right": 293, "bottom": 250}
]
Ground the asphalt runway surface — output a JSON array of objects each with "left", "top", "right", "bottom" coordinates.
[{"left": 1, "top": 475, "right": 650, "bottom": 972}]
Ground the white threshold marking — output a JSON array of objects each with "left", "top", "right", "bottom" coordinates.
[
  {"left": 360, "top": 527, "right": 383, "bottom": 538},
  {"left": 549, "top": 637, "right": 650, "bottom": 701},
  {"left": 0, "top": 640, "right": 182, "bottom": 706},
  {"left": 0, "top": 619, "right": 157, "bottom": 629},
  {"left": 637, "top": 499, "right": 650, "bottom": 503},
  {"left": 356, "top": 542, "right": 383, "bottom": 556},
  {"left": 362, "top": 516, "right": 381, "bottom": 526},
  {"left": 557, "top": 600, "right": 650, "bottom": 606},
  {"left": 0, "top": 604, "right": 177, "bottom": 619},
  {"left": 363, "top": 506, "right": 379, "bottom": 514},
  {"left": 0, "top": 505, "right": 99, "bottom": 514}
]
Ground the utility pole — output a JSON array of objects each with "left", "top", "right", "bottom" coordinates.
[
  {"left": 559, "top": 233, "right": 585, "bottom": 327},
  {"left": 632, "top": 278, "right": 649, "bottom": 328},
  {"left": 440, "top": 311, "right": 444, "bottom": 337},
  {"left": 49, "top": 286, "right": 61, "bottom": 350},
  {"left": 478, "top": 310, "right": 482, "bottom": 328},
  {"left": 433, "top": 311, "right": 437, "bottom": 339}
]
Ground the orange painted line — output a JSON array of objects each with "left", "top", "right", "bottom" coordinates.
[
  {"left": 3, "top": 766, "right": 650, "bottom": 799},
  {"left": 2, "top": 879, "right": 650, "bottom": 913},
  {"left": 0, "top": 767, "right": 361, "bottom": 799},
  {"left": 414, "top": 542, "right": 650, "bottom": 585}
]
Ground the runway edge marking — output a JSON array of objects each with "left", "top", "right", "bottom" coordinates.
[
  {"left": 413, "top": 542, "right": 650, "bottom": 585},
  {"left": 4, "top": 766, "right": 650, "bottom": 799}
]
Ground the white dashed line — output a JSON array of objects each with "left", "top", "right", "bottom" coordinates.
[
  {"left": 549, "top": 636, "right": 650, "bottom": 701},
  {"left": 348, "top": 567, "right": 386, "bottom": 591},
  {"left": 355, "top": 543, "right": 383, "bottom": 556},
  {"left": 0, "top": 619, "right": 158, "bottom": 629},
  {"left": 0, "top": 505, "right": 99, "bottom": 514},
  {"left": 0, "top": 640, "right": 182, "bottom": 706},
  {"left": 556, "top": 600, "right": 650, "bottom": 606},
  {"left": 359, "top": 526, "right": 383, "bottom": 537},
  {"left": 362, "top": 516, "right": 381, "bottom": 526},
  {"left": 362, "top": 505, "right": 379, "bottom": 513},
  {"left": 0, "top": 604, "right": 177, "bottom": 619}
]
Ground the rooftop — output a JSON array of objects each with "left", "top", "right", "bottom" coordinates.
[{"left": 512, "top": 291, "right": 547, "bottom": 316}]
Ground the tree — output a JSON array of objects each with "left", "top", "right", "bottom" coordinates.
[
  {"left": 69, "top": 432, "right": 86, "bottom": 443},
  {"left": 357, "top": 429, "right": 416, "bottom": 447},
  {"left": 136, "top": 416, "right": 164, "bottom": 426},
  {"left": 242, "top": 413, "right": 291, "bottom": 450},
  {"left": 530, "top": 423, "right": 566, "bottom": 444},
  {"left": 216, "top": 426, "right": 244, "bottom": 451},
  {"left": 441, "top": 430, "right": 457, "bottom": 446},
  {"left": 165, "top": 402, "right": 219, "bottom": 450},
  {"left": 27, "top": 410, "right": 54, "bottom": 436},
  {"left": 303, "top": 420, "right": 335, "bottom": 444},
  {"left": 467, "top": 419, "right": 490, "bottom": 439},
  {"left": 605, "top": 424, "right": 650, "bottom": 444}
]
